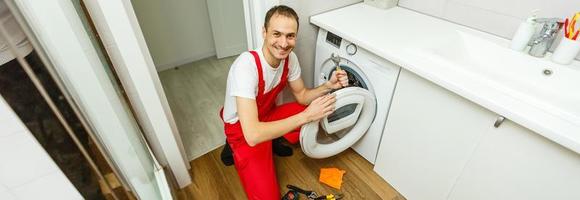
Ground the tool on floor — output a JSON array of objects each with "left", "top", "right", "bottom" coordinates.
[
  {"left": 286, "top": 184, "right": 318, "bottom": 199},
  {"left": 282, "top": 189, "right": 299, "bottom": 200},
  {"left": 314, "top": 193, "right": 344, "bottom": 200},
  {"left": 319, "top": 167, "right": 346, "bottom": 190}
]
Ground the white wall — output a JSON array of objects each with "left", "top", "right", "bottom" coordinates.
[
  {"left": 279, "top": 0, "right": 363, "bottom": 88},
  {"left": 131, "top": 0, "right": 216, "bottom": 71},
  {"left": 399, "top": 0, "right": 580, "bottom": 59},
  {"left": 207, "top": 0, "right": 247, "bottom": 58},
  {"left": 0, "top": 96, "right": 82, "bottom": 200}
]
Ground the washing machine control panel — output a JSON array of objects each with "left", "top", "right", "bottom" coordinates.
[{"left": 325, "top": 32, "right": 342, "bottom": 48}]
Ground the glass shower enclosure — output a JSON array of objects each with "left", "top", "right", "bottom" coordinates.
[{"left": 4, "top": 0, "right": 172, "bottom": 199}]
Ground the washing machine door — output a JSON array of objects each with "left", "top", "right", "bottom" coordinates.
[
  {"left": 300, "top": 87, "right": 375, "bottom": 158},
  {"left": 301, "top": 60, "right": 377, "bottom": 160}
]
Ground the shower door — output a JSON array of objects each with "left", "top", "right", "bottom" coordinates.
[{"left": 5, "top": 0, "right": 172, "bottom": 199}]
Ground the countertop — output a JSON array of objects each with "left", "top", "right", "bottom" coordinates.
[{"left": 310, "top": 3, "right": 580, "bottom": 154}]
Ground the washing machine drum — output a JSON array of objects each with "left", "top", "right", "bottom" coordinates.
[{"left": 300, "top": 87, "right": 376, "bottom": 158}]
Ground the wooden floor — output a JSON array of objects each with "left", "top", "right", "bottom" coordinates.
[
  {"left": 159, "top": 56, "right": 237, "bottom": 160},
  {"left": 177, "top": 144, "right": 406, "bottom": 200}
]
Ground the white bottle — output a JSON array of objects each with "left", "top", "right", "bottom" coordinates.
[{"left": 510, "top": 11, "right": 538, "bottom": 51}]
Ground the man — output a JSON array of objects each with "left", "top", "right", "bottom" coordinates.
[{"left": 220, "top": 5, "right": 348, "bottom": 199}]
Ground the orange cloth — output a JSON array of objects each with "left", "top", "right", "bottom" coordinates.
[{"left": 319, "top": 167, "right": 346, "bottom": 189}]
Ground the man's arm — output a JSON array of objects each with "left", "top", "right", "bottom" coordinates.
[
  {"left": 236, "top": 95, "right": 335, "bottom": 146},
  {"left": 289, "top": 70, "right": 348, "bottom": 105},
  {"left": 288, "top": 77, "right": 331, "bottom": 105}
]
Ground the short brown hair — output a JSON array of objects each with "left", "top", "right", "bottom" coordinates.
[{"left": 264, "top": 5, "right": 299, "bottom": 30}]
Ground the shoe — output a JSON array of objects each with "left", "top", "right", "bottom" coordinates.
[
  {"left": 220, "top": 141, "right": 234, "bottom": 166},
  {"left": 273, "top": 137, "right": 293, "bottom": 157}
]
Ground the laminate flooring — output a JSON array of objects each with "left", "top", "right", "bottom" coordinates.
[
  {"left": 159, "top": 55, "right": 237, "bottom": 160},
  {"left": 177, "top": 144, "right": 406, "bottom": 200}
]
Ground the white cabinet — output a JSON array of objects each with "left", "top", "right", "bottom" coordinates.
[
  {"left": 374, "top": 69, "right": 580, "bottom": 200},
  {"left": 448, "top": 119, "right": 580, "bottom": 200},
  {"left": 374, "top": 69, "right": 497, "bottom": 200}
]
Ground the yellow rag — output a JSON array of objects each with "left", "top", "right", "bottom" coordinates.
[{"left": 319, "top": 167, "right": 346, "bottom": 190}]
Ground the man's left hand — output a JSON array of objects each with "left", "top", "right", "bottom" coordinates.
[{"left": 325, "top": 70, "right": 348, "bottom": 89}]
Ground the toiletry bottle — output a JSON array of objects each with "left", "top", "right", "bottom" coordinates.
[{"left": 510, "top": 10, "right": 539, "bottom": 51}]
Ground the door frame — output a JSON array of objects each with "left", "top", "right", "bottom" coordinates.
[
  {"left": 76, "top": 0, "right": 192, "bottom": 188},
  {"left": 207, "top": 0, "right": 248, "bottom": 58},
  {"left": 242, "top": 0, "right": 279, "bottom": 50}
]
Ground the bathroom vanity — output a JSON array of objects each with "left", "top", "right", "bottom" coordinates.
[
  {"left": 376, "top": 69, "right": 580, "bottom": 200},
  {"left": 311, "top": 3, "right": 580, "bottom": 200}
]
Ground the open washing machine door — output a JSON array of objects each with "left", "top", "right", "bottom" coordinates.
[{"left": 300, "top": 87, "right": 376, "bottom": 158}]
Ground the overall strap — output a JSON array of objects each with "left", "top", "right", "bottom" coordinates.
[
  {"left": 249, "top": 51, "right": 265, "bottom": 97},
  {"left": 278, "top": 56, "right": 290, "bottom": 90}
]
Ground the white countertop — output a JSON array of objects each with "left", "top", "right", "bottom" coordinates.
[{"left": 310, "top": 3, "right": 580, "bottom": 154}]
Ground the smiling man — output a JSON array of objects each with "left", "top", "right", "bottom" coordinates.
[{"left": 220, "top": 5, "right": 348, "bottom": 199}]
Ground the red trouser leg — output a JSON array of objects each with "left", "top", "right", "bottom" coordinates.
[
  {"left": 263, "top": 102, "right": 307, "bottom": 144},
  {"left": 226, "top": 102, "right": 306, "bottom": 200},
  {"left": 230, "top": 140, "right": 279, "bottom": 200}
]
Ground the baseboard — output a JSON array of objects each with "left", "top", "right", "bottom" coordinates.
[{"left": 156, "top": 49, "right": 216, "bottom": 72}]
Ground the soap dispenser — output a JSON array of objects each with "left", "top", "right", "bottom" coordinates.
[{"left": 510, "top": 10, "right": 539, "bottom": 51}]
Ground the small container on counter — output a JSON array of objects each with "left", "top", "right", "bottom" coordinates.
[
  {"left": 510, "top": 10, "right": 539, "bottom": 51},
  {"left": 551, "top": 13, "right": 580, "bottom": 65}
]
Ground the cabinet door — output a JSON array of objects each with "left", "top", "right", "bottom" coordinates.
[
  {"left": 374, "top": 69, "right": 497, "bottom": 200},
  {"left": 449, "top": 119, "right": 580, "bottom": 200}
]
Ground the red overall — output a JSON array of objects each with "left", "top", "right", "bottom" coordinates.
[{"left": 221, "top": 51, "right": 306, "bottom": 199}]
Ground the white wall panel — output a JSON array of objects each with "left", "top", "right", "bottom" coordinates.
[
  {"left": 400, "top": 0, "right": 580, "bottom": 39},
  {"left": 132, "top": 0, "right": 216, "bottom": 71},
  {"left": 400, "top": 0, "right": 580, "bottom": 59}
]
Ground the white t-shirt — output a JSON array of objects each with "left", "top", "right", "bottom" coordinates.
[{"left": 222, "top": 49, "right": 301, "bottom": 124}]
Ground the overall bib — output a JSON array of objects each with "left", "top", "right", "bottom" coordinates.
[{"left": 221, "top": 51, "right": 306, "bottom": 199}]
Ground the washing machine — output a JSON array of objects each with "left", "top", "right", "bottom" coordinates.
[{"left": 300, "top": 29, "right": 400, "bottom": 164}]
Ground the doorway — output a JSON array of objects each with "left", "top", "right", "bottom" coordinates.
[{"left": 131, "top": 0, "right": 248, "bottom": 160}]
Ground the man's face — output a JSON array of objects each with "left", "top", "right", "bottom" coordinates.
[{"left": 262, "top": 14, "right": 298, "bottom": 60}]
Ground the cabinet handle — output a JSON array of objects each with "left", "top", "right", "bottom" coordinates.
[{"left": 494, "top": 116, "right": 505, "bottom": 128}]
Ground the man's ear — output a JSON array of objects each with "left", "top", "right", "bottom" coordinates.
[{"left": 262, "top": 27, "right": 266, "bottom": 38}]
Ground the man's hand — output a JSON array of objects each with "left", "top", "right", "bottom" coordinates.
[
  {"left": 301, "top": 94, "right": 336, "bottom": 123},
  {"left": 325, "top": 70, "right": 348, "bottom": 89}
]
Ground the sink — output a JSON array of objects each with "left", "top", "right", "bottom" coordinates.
[{"left": 405, "top": 30, "right": 580, "bottom": 123}]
